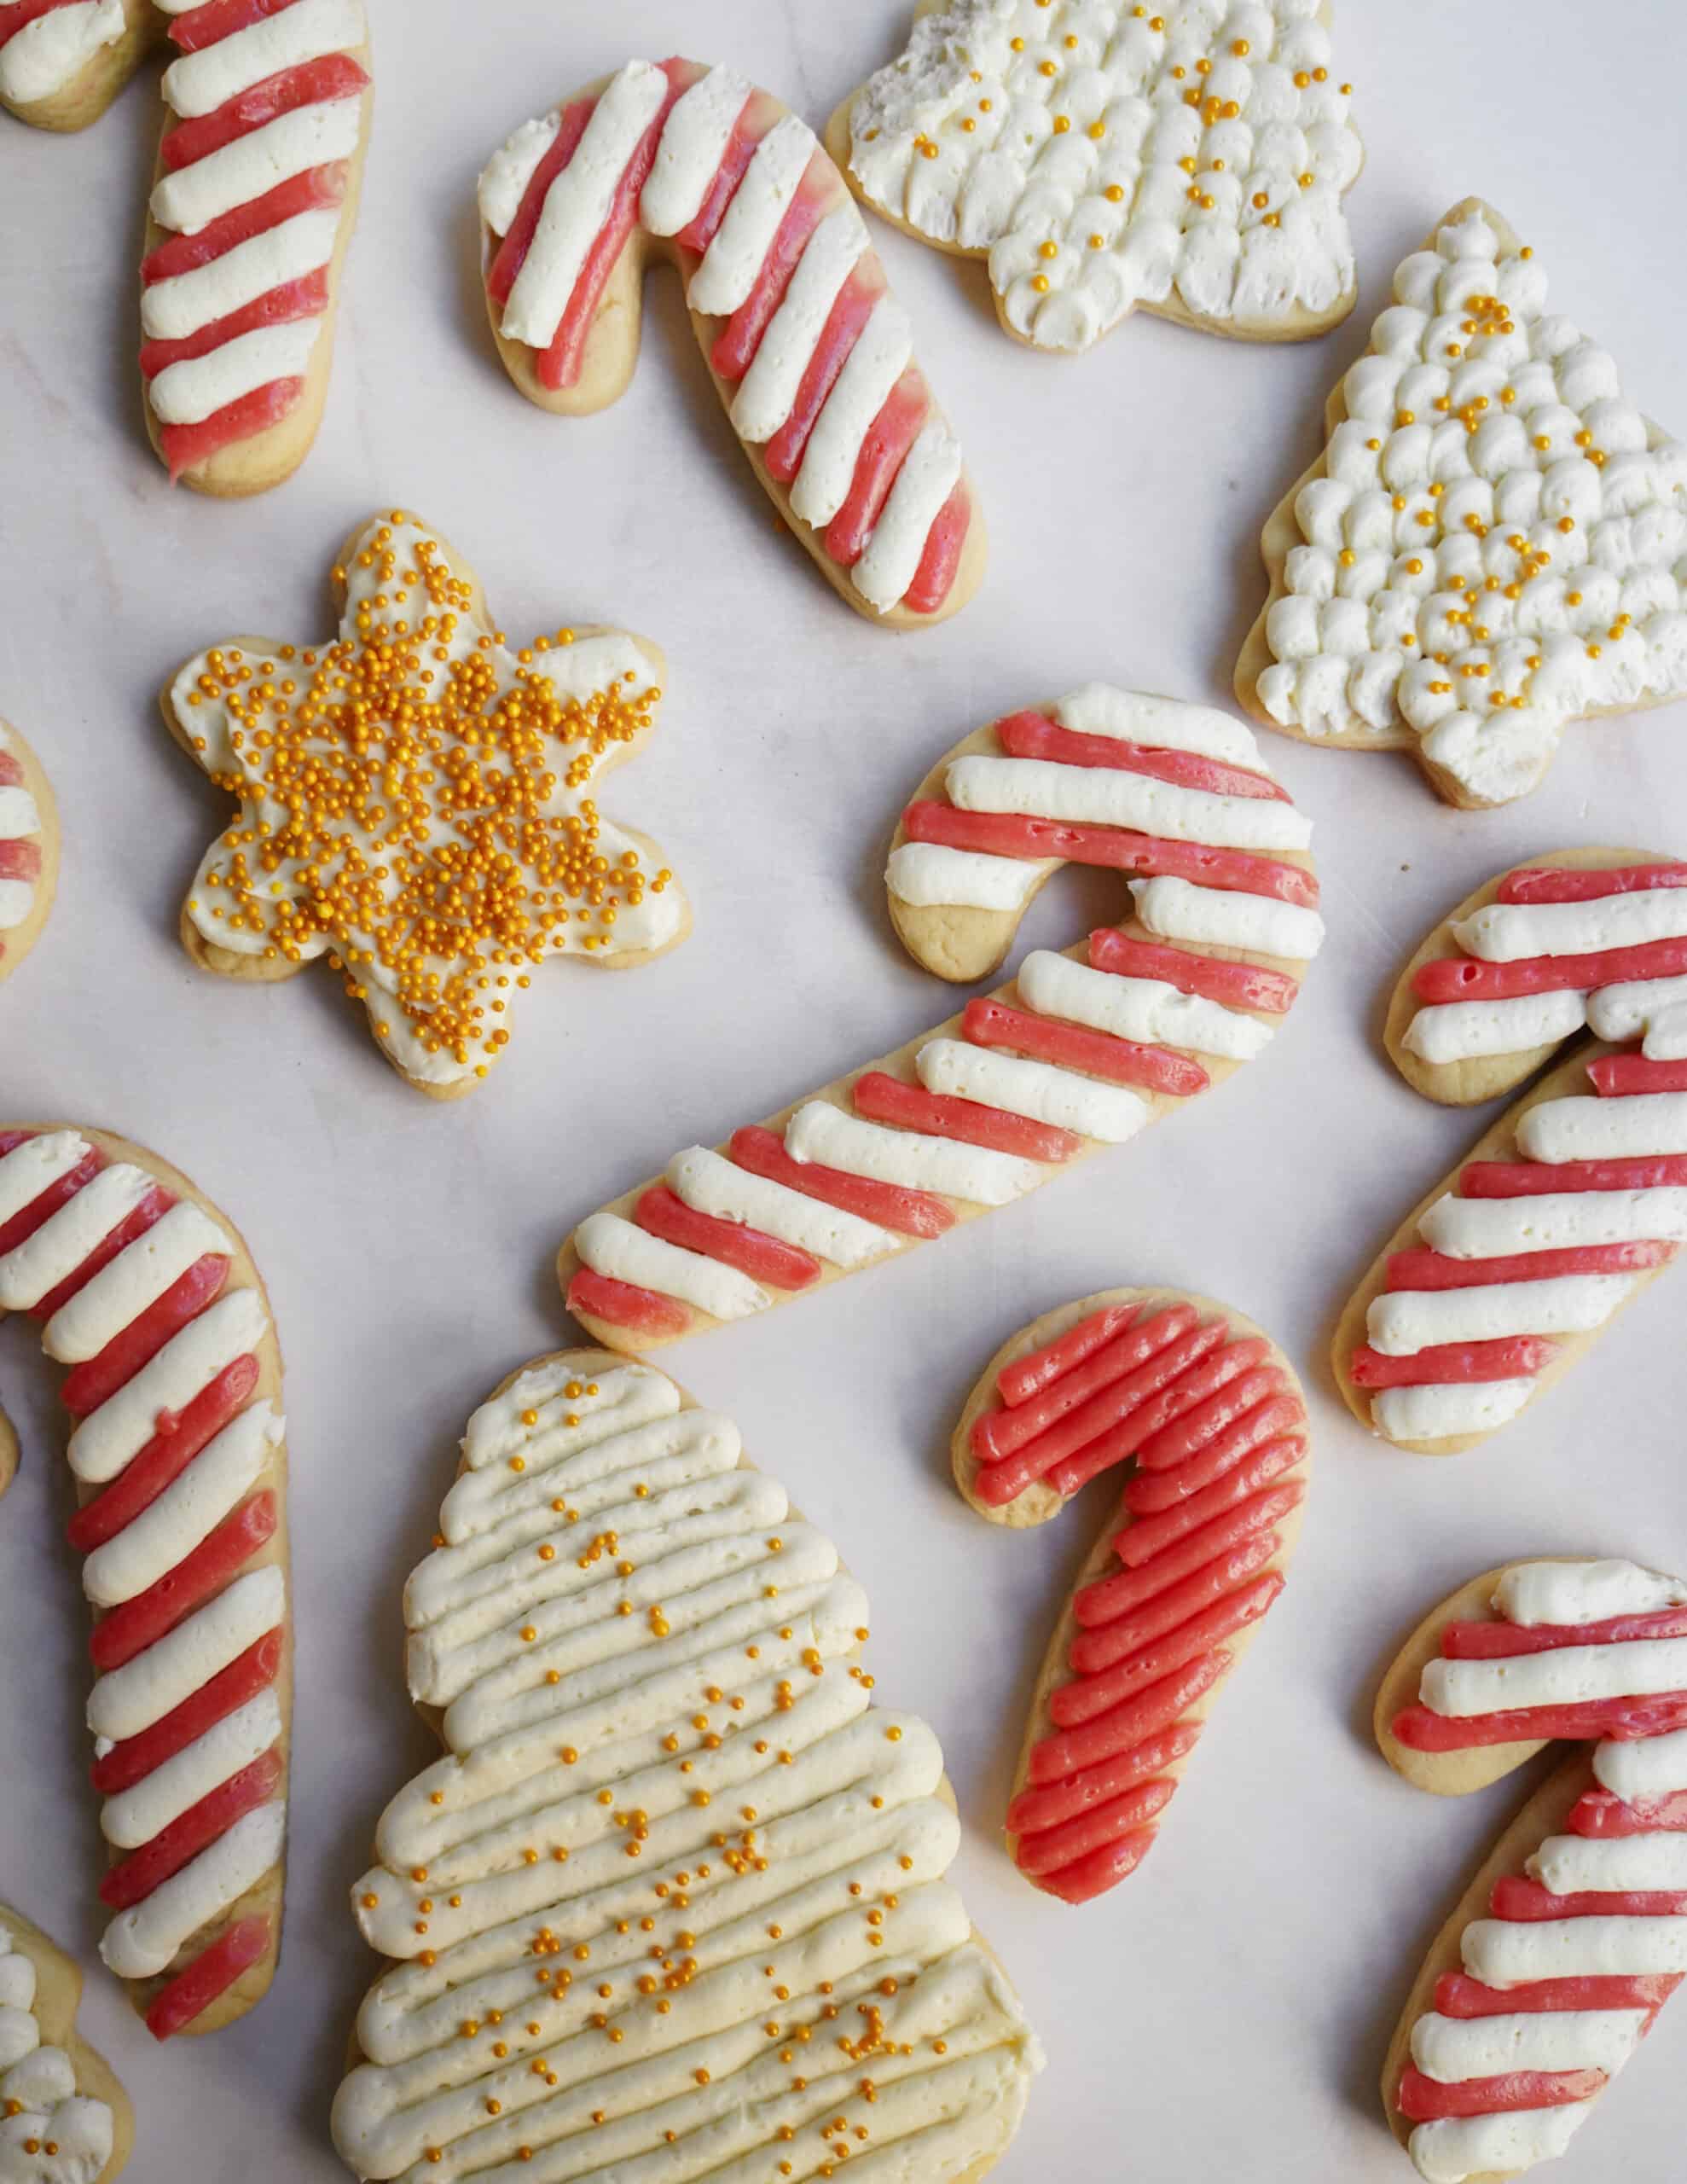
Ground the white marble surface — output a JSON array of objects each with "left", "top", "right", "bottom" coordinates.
[{"left": 3, "top": 3, "right": 1687, "bottom": 2180}]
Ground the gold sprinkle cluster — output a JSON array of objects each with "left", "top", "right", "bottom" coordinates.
[{"left": 186, "top": 520, "right": 671, "bottom": 1074}]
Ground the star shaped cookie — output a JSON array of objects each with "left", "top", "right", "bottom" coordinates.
[
  {"left": 830, "top": 0, "right": 1363, "bottom": 354},
  {"left": 163, "top": 512, "right": 691, "bottom": 1098}
]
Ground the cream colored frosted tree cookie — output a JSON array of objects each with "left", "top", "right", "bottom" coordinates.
[
  {"left": 1238, "top": 198, "right": 1687, "bottom": 807},
  {"left": 161, "top": 510, "right": 691, "bottom": 1101},
  {"left": 1336, "top": 848, "right": 1687, "bottom": 1455},
  {"left": 0, "top": 1905, "right": 133, "bottom": 2184},
  {"left": 0, "top": 0, "right": 372, "bottom": 497},
  {"left": 476, "top": 58, "right": 985, "bottom": 630},
  {"left": 1374, "top": 1555, "right": 1687, "bottom": 2184},
  {"left": 948, "top": 1287, "right": 1308, "bottom": 1904},
  {"left": 827, "top": 0, "right": 1362, "bottom": 354},
  {"left": 331, "top": 1349, "right": 1043, "bottom": 2183},
  {"left": 554, "top": 686, "right": 1325, "bottom": 1350},
  {"left": 0, "top": 722, "right": 58, "bottom": 988},
  {"left": 0, "top": 1124, "right": 290, "bottom": 2041}
]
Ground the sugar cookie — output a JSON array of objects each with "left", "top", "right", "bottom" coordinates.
[
  {"left": 331, "top": 1350, "right": 1043, "bottom": 2182},
  {"left": 161, "top": 510, "right": 691, "bottom": 1100},
  {"left": 952, "top": 1288, "right": 1308, "bottom": 1903},
  {"left": 829, "top": 0, "right": 1362, "bottom": 353},
  {"left": 1239, "top": 199, "right": 1687, "bottom": 807},
  {"left": 1376, "top": 1556, "right": 1687, "bottom": 2182},
  {"left": 0, "top": 1904, "right": 132, "bottom": 2184},
  {"left": 558, "top": 688, "right": 1324, "bottom": 1349},
  {"left": 0, "top": 1124, "right": 289, "bottom": 2040},
  {"left": 0, "top": 0, "right": 372, "bottom": 496},
  {"left": 477, "top": 58, "right": 984, "bottom": 628}
]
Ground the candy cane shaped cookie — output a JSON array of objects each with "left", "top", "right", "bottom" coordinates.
[
  {"left": 1376, "top": 1556, "right": 1687, "bottom": 2183},
  {"left": 0, "top": 722, "right": 57, "bottom": 989},
  {"left": 0, "top": 1905, "right": 132, "bottom": 2184},
  {"left": 829, "top": 0, "right": 1363, "bottom": 356},
  {"left": 1238, "top": 200, "right": 1687, "bottom": 807},
  {"left": 331, "top": 1350, "right": 1043, "bottom": 2183},
  {"left": 1336, "top": 850, "right": 1687, "bottom": 1455},
  {"left": 0, "top": 1124, "right": 290, "bottom": 2041},
  {"left": 162, "top": 510, "right": 690, "bottom": 1099},
  {"left": 557, "top": 687, "right": 1324, "bottom": 1351},
  {"left": 1, "top": 0, "right": 372, "bottom": 495},
  {"left": 950, "top": 1288, "right": 1308, "bottom": 1905},
  {"left": 476, "top": 58, "right": 984, "bottom": 629}
]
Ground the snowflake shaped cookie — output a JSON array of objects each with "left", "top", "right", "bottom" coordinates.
[
  {"left": 164, "top": 512, "right": 691, "bottom": 1098},
  {"left": 830, "top": 0, "right": 1362, "bottom": 354},
  {"left": 1238, "top": 199, "right": 1687, "bottom": 807}
]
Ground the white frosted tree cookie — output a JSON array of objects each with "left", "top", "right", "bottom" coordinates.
[
  {"left": 554, "top": 687, "right": 1325, "bottom": 1351},
  {"left": 0, "top": 1124, "right": 290, "bottom": 2041},
  {"left": 332, "top": 1349, "right": 1043, "bottom": 2183},
  {"left": 1238, "top": 197, "right": 1687, "bottom": 807},
  {"left": 0, "top": 722, "right": 58, "bottom": 989},
  {"left": 1336, "top": 849, "right": 1687, "bottom": 1455},
  {"left": 827, "top": 0, "right": 1362, "bottom": 354},
  {"left": 477, "top": 58, "right": 985, "bottom": 629},
  {"left": 161, "top": 510, "right": 692, "bottom": 1101},
  {"left": 948, "top": 1287, "right": 1309, "bottom": 1904},
  {"left": 0, "top": 0, "right": 372, "bottom": 497},
  {"left": 0, "top": 1905, "right": 132, "bottom": 2184},
  {"left": 1374, "top": 1555, "right": 1687, "bottom": 2184}
]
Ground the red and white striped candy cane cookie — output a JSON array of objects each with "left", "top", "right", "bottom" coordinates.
[
  {"left": 556, "top": 687, "right": 1325, "bottom": 1351},
  {"left": 1, "top": 0, "right": 372, "bottom": 495},
  {"left": 1377, "top": 1556, "right": 1687, "bottom": 2183},
  {"left": 0, "top": 721, "right": 57, "bottom": 988},
  {"left": 0, "top": 1123, "right": 289, "bottom": 2041},
  {"left": 1338, "top": 849, "right": 1687, "bottom": 1453},
  {"left": 951, "top": 1287, "right": 1309, "bottom": 1905},
  {"left": 477, "top": 57, "right": 985, "bottom": 629}
]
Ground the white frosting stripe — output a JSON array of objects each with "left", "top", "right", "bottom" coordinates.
[
  {"left": 44, "top": 1199, "right": 232, "bottom": 1363},
  {"left": 854, "top": 418, "right": 963, "bottom": 613},
  {"left": 67, "top": 1286, "right": 269, "bottom": 1484},
  {"left": 0, "top": 786, "right": 42, "bottom": 839},
  {"left": 730, "top": 205, "right": 867, "bottom": 444},
  {"left": 1519, "top": 1092, "right": 1687, "bottom": 1165},
  {"left": 785, "top": 1100, "right": 1041, "bottom": 1206},
  {"left": 1497, "top": 1560, "right": 1687, "bottom": 1628},
  {"left": 101, "top": 1693, "right": 284, "bottom": 1850},
  {"left": 686, "top": 113, "right": 813, "bottom": 317},
  {"left": 1405, "top": 991, "right": 1589, "bottom": 1066},
  {"left": 1371, "top": 1379, "right": 1535, "bottom": 1443},
  {"left": 87, "top": 1565, "right": 285, "bottom": 1743},
  {"left": 1422, "top": 1637, "right": 1687, "bottom": 1720},
  {"left": 666, "top": 1145, "right": 895, "bottom": 1269},
  {"left": 101, "top": 1802, "right": 286, "bottom": 1980},
  {"left": 150, "top": 98, "right": 365, "bottom": 240},
  {"left": 789, "top": 295, "right": 913, "bottom": 529},
  {"left": 886, "top": 840, "right": 1040, "bottom": 913},
  {"left": 639, "top": 65, "right": 750, "bottom": 237},
  {"left": 82, "top": 1402, "right": 281, "bottom": 1609},
  {"left": 1420, "top": 1187, "right": 1687, "bottom": 1258},
  {"left": 0, "top": 1162, "right": 152, "bottom": 1313},
  {"left": 141, "top": 206, "right": 341, "bottom": 341},
  {"left": 1457, "top": 892, "right": 1687, "bottom": 964},
  {"left": 1017, "top": 949, "right": 1273, "bottom": 1062},
  {"left": 1129, "top": 874, "right": 1325, "bottom": 959},
  {"left": 574, "top": 1211, "right": 769, "bottom": 1321},
  {"left": 1367, "top": 1275, "right": 1635, "bottom": 1355},
  {"left": 0, "top": 0, "right": 125, "bottom": 107},
  {"left": 0, "top": 1132, "right": 90, "bottom": 1226},
  {"left": 948, "top": 754, "right": 1313, "bottom": 853},
  {"left": 159, "top": 0, "right": 359, "bottom": 119},
  {"left": 916, "top": 1037, "right": 1148, "bottom": 1145}
]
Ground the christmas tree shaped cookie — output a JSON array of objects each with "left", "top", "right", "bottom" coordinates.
[{"left": 1239, "top": 198, "right": 1687, "bottom": 807}]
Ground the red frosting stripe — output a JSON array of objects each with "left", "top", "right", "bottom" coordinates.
[
  {"left": 634, "top": 1185, "right": 820, "bottom": 1292},
  {"left": 1392, "top": 1695, "right": 1687, "bottom": 1751},
  {"left": 1112, "top": 1438, "right": 1304, "bottom": 1568},
  {"left": 1490, "top": 1875, "right": 1687, "bottom": 1921},
  {"left": 169, "top": 0, "right": 310, "bottom": 52},
  {"left": 1079, "top": 1479, "right": 1303, "bottom": 1629},
  {"left": 487, "top": 99, "right": 595, "bottom": 308},
  {"left": 672, "top": 90, "right": 778, "bottom": 254},
  {"left": 1462, "top": 1155, "right": 1687, "bottom": 1197},
  {"left": 0, "top": 841, "right": 42, "bottom": 883},
  {"left": 974, "top": 1305, "right": 1202, "bottom": 1463},
  {"left": 144, "top": 1917, "right": 272, "bottom": 2042},
  {"left": 1443, "top": 1607, "right": 1687, "bottom": 1659},
  {"left": 1498, "top": 863, "right": 1687, "bottom": 905},
  {"left": 0, "top": 1147, "right": 104, "bottom": 1258},
  {"left": 1348, "top": 1336, "right": 1558, "bottom": 1387},
  {"left": 1413, "top": 934, "right": 1687, "bottom": 1003},
  {"left": 91, "top": 1631, "right": 284, "bottom": 1797},
  {"left": 710, "top": 151, "right": 838, "bottom": 381},
  {"left": 903, "top": 482, "right": 971, "bottom": 616},
  {"left": 67, "top": 1356, "right": 261, "bottom": 1554},
  {"left": 160, "top": 54, "right": 369, "bottom": 172},
  {"left": 566, "top": 1269, "right": 691, "bottom": 1339},
  {"left": 1590, "top": 1054, "right": 1687, "bottom": 1097},
  {"left": 99, "top": 1751, "right": 283, "bottom": 1912},
  {"left": 961, "top": 996, "right": 1210, "bottom": 1100},
  {"left": 997, "top": 1303, "right": 1141, "bottom": 1409},
  {"left": 901, "top": 801, "right": 1319, "bottom": 906},
  {"left": 90, "top": 1494, "right": 279, "bottom": 1673},
  {"left": 32, "top": 1187, "right": 174, "bottom": 1321},
  {"left": 1570, "top": 1790, "right": 1687, "bottom": 1838},
  {"left": 142, "top": 164, "right": 349, "bottom": 285},
  {"left": 1436, "top": 1971, "right": 1681, "bottom": 2018},
  {"left": 763, "top": 258, "right": 885, "bottom": 483},
  {"left": 158, "top": 380, "right": 305, "bottom": 485},
  {"left": 61, "top": 1255, "right": 233, "bottom": 1419},
  {"left": 1396, "top": 2066, "right": 1606, "bottom": 2122},
  {"left": 728, "top": 1124, "right": 953, "bottom": 1239},
  {"left": 851, "top": 1072, "right": 1079, "bottom": 1165},
  {"left": 1024, "top": 1652, "right": 1230, "bottom": 1786},
  {"left": 995, "top": 711, "right": 1290, "bottom": 802},
  {"left": 1087, "top": 927, "right": 1300, "bottom": 1014},
  {"left": 141, "top": 270, "right": 330, "bottom": 380},
  {"left": 1006, "top": 1722, "right": 1202, "bottom": 1838},
  {"left": 824, "top": 368, "right": 930, "bottom": 567},
  {"left": 1048, "top": 1575, "right": 1285, "bottom": 1728},
  {"left": 1011, "top": 1775, "right": 1176, "bottom": 1881},
  {"left": 1384, "top": 1240, "right": 1675, "bottom": 1292},
  {"left": 1067, "top": 1531, "right": 1281, "bottom": 1676}
]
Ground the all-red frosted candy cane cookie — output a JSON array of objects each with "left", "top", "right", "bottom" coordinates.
[
  {"left": 828, "top": 0, "right": 1362, "bottom": 356},
  {"left": 476, "top": 58, "right": 985, "bottom": 630},
  {"left": 0, "top": 1124, "right": 290, "bottom": 2042},
  {"left": 0, "top": 1903, "right": 133, "bottom": 2183},
  {"left": 1376, "top": 1556, "right": 1687, "bottom": 2183},
  {"left": 1238, "top": 199, "right": 1687, "bottom": 808},
  {"left": 557, "top": 687, "right": 1325, "bottom": 1351},
  {"left": 330, "top": 1349, "right": 1042, "bottom": 2184},
  {"left": 160, "top": 510, "right": 691, "bottom": 1101},
  {"left": 950, "top": 1288, "right": 1309, "bottom": 1905},
  {"left": 0, "top": 721, "right": 58, "bottom": 988},
  {"left": 1336, "top": 849, "right": 1687, "bottom": 1455},
  {"left": 1, "top": 0, "right": 372, "bottom": 496}
]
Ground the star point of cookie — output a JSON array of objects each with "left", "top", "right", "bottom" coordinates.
[{"left": 165, "top": 511, "right": 691, "bottom": 1098}]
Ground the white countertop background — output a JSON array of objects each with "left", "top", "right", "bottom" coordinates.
[{"left": 3, "top": 2, "right": 1687, "bottom": 2178}]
